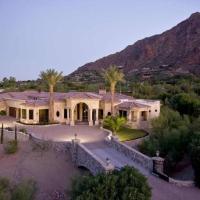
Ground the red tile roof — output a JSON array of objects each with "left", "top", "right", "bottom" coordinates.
[{"left": 116, "top": 101, "right": 150, "bottom": 110}]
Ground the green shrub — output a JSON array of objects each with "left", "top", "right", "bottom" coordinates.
[
  {"left": 0, "top": 110, "right": 6, "bottom": 116},
  {"left": 71, "top": 166, "right": 151, "bottom": 200},
  {"left": 190, "top": 134, "right": 200, "bottom": 188},
  {"left": 4, "top": 140, "right": 18, "bottom": 154},
  {"left": 0, "top": 178, "right": 11, "bottom": 200},
  {"left": 139, "top": 107, "right": 191, "bottom": 174},
  {"left": 12, "top": 179, "right": 37, "bottom": 200},
  {"left": 19, "top": 128, "right": 27, "bottom": 134}
]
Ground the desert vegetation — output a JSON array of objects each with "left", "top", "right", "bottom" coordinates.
[
  {"left": 0, "top": 178, "right": 37, "bottom": 200},
  {"left": 70, "top": 166, "right": 151, "bottom": 200}
]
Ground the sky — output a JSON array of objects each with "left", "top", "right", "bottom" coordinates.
[{"left": 0, "top": 0, "right": 200, "bottom": 80}]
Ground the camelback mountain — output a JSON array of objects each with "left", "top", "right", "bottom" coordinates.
[{"left": 67, "top": 12, "right": 200, "bottom": 82}]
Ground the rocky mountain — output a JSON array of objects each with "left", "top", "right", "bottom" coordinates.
[{"left": 67, "top": 12, "right": 200, "bottom": 82}]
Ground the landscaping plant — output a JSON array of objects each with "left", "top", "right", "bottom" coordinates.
[
  {"left": 103, "top": 115, "right": 126, "bottom": 135},
  {"left": 103, "top": 65, "right": 125, "bottom": 115},
  {"left": 71, "top": 166, "right": 151, "bottom": 200},
  {"left": 4, "top": 140, "right": 18, "bottom": 154},
  {"left": 190, "top": 133, "right": 200, "bottom": 188},
  {"left": 12, "top": 179, "right": 37, "bottom": 200},
  {"left": 39, "top": 69, "right": 63, "bottom": 123},
  {"left": 0, "top": 178, "right": 36, "bottom": 200}
]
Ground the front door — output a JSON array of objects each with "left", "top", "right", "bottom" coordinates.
[
  {"left": 39, "top": 109, "right": 49, "bottom": 123},
  {"left": 82, "top": 103, "right": 88, "bottom": 122}
]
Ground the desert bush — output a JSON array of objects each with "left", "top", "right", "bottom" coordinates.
[
  {"left": 190, "top": 133, "right": 200, "bottom": 188},
  {"left": 71, "top": 166, "right": 151, "bottom": 200},
  {"left": 139, "top": 107, "right": 191, "bottom": 174},
  {"left": 0, "top": 178, "right": 11, "bottom": 200},
  {"left": 4, "top": 140, "right": 18, "bottom": 154},
  {"left": 12, "top": 179, "right": 37, "bottom": 200},
  {"left": 19, "top": 128, "right": 27, "bottom": 134}
]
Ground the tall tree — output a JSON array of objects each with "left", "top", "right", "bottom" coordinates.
[
  {"left": 103, "top": 65, "right": 125, "bottom": 115},
  {"left": 39, "top": 69, "right": 63, "bottom": 123}
]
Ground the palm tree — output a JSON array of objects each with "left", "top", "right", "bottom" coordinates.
[
  {"left": 103, "top": 65, "right": 125, "bottom": 116},
  {"left": 39, "top": 69, "right": 63, "bottom": 123},
  {"left": 103, "top": 116, "right": 126, "bottom": 135}
]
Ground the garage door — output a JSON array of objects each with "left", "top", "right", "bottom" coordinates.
[{"left": 9, "top": 107, "right": 17, "bottom": 118}]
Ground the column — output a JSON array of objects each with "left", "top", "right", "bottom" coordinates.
[
  {"left": 95, "top": 109, "right": 99, "bottom": 125},
  {"left": 89, "top": 108, "right": 93, "bottom": 126},
  {"left": 80, "top": 103, "right": 83, "bottom": 121},
  {"left": 127, "top": 110, "right": 132, "bottom": 122},
  {"left": 70, "top": 108, "right": 75, "bottom": 126}
]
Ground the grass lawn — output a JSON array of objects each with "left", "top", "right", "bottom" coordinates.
[{"left": 116, "top": 127, "right": 148, "bottom": 142}]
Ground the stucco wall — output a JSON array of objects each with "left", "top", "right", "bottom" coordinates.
[
  {"left": 0, "top": 101, "right": 6, "bottom": 111},
  {"left": 54, "top": 101, "right": 66, "bottom": 123}
]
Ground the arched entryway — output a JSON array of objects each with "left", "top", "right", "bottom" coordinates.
[{"left": 74, "top": 102, "right": 89, "bottom": 124}]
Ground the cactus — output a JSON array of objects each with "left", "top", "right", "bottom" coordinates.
[{"left": 0, "top": 123, "right": 3, "bottom": 144}]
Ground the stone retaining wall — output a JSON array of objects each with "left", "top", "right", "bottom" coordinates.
[
  {"left": 30, "top": 133, "right": 114, "bottom": 175},
  {"left": 73, "top": 142, "right": 114, "bottom": 175},
  {"left": 3, "top": 130, "right": 29, "bottom": 141},
  {"left": 29, "top": 133, "right": 71, "bottom": 152},
  {"left": 105, "top": 136, "right": 153, "bottom": 171}
]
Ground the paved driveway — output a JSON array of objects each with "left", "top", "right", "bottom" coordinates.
[
  {"left": 0, "top": 116, "right": 108, "bottom": 143},
  {"left": 22, "top": 124, "right": 108, "bottom": 143}
]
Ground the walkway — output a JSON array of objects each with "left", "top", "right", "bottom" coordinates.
[
  {"left": 85, "top": 141, "right": 148, "bottom": 175},
  {"left": 84, "top": 141, "right": 200, "bottom": 200}
]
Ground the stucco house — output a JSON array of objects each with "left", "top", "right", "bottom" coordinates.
[{"left": 0, "top": 90, "right": 160, "bottom": 129}]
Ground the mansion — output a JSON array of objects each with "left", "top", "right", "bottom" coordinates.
[{"left": 0, "top": 90, "right": 160, "bottom": 129}]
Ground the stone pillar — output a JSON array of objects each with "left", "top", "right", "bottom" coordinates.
[
  {"left": 80, "top": 103, "right": 83, "bottom": 121},
  {"left": 89, "top": 109, "right": 93, "bottom": 126},
  {"left": 95, "top": 109, "right": 99, "bottom": 125},
  {"left": 16, "top": 108, "right": 19, "bottom": 120},
  {"left": 152, "top": 157, "right": 165, "bottom": 174},
  {"left": 70, "top": 108, "right": 75, "bottom": 126},
  {"left": 71, "top": 138, "right": 80, "bottom": 163},
  {"left": 127, "top": 110, "right": 132, "bottom": 122}
]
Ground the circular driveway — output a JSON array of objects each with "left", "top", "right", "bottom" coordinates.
[{"left": 23, "top": 124, "right": 107, "bottom": 143}]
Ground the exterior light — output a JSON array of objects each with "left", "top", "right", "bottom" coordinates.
[
  {"left": 156, "top": 150, "right": 160, "bottom": 157},
  {"left": 106, "top": 157, "right": 110, "bottom": 166}
]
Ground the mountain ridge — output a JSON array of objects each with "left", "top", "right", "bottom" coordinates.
[{"left": 67, "top": 12, "right": 200, "bottom": 82}]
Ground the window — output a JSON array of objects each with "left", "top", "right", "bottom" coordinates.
[
  {"left": 141, "top": 111, "right": 147, "bottom": 121},
  {"left": 64, "top": 109, "right": 67, "bottom": 119},
  {"left": 56, "top": 111, "right": 60, "bottom": 117},
  {"left": 155, "top": 109, "right": 157, "bottom": 112},
  {"left": 98, "top": 109, "right": 103, "bottom": 119},
  {"left": 107, "top": 112, "right": 111, "bottom": 116},
  {"left": 29, "top": 110, "right": 34, "bottom": 120},
  {"left": 149, "top": 110, "right": 151, "bottom": 113},
  {"left": 119, "top": 110, "right": 127, "bottom": 118},
  {"left": 22, "top": 109, "right": 27, "bottom": 119}
]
